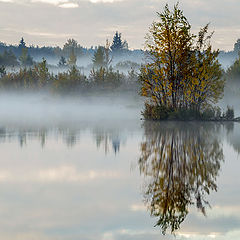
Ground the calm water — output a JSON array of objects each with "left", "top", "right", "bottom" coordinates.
[{"left": 0, "top": 95, "right": 239, "bottom": 240}]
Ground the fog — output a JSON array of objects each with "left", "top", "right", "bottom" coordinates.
[
  {"left": 221, "top": 77, "right": 240, "bottom": 117},
  {"left": 0, "top": 92, "right": 143, "bottom": 130},
  {"left": 0, "top": 82, "right": 239, "bottom": 131}
]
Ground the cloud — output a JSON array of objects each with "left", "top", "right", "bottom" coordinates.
[
  {"left": 59, "top": 2, "right": 78, "bottom": 8},
  {"left": 37, "top": 165, "right": 121, "bottom": 182},
  {"left": 0, "top": 166, "right": 122, "bottom": 183},
  {"left": 31, "top": 0, "right": 67, "bottom": 5},
  {"left": 0, "top": 0, "right": 240, "bottom": 52},
  {"left": 90, "top": 0, "right": 123, "bottom": 3},
  {"left": 130, "top": 203, "right": 146, "bottom": 212},
  {"left": 30, "top": 0, "right": 79, "bottom": 8}
]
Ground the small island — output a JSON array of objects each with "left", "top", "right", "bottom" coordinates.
[{"left": 139, "top": 4, "right": 239, "bottom": 121}]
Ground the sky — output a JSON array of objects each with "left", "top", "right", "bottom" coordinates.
[{"left": 0, "top": 0, "right": 239, "bottom": 50}]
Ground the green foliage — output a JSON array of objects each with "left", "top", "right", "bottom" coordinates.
[
  {"left": 18, "top": 37, "right": 26, "bottom": 48},
  {"left": 92, "top": 46, "right": 106, "bottom": 68},
  {"left": 201, "top": 107, "right": 216, "bottom": 120},
  {"left": 111, "top": 31, "right": 128, "bottom": 54},
  {"left": 34, "top": 58, "right": 51, "bottom": 88},
  {"left": 0, "top": 57, "right": 137, "bottom": 93},
  {"left": 19, "top": 47, "right": 33, "bottom": 66},
  {"left": 225, "top": 105, "right": 234, "bottom": 120},
  {"left": 0, "top": 65, "right": 6, "bottom": 78},
  {"left": 53, "top": 65, "right": 87, "bottom": 92},
  {"left": 89, "top": 67, "right": 123, "bottom": 89},
  {"left": 0, "top": 68, "right": 39, "bottom": 89},
  {"left": 63, "top": 39, "right": 82, "bottom": 57},
  {"left": 58, "top": 56, "right": 67, "bottom": 67},
  {"left": 142, "top": 103, "right": 235, "bottom": 121},
  {"left": 0, "top": 50, "right": 18, "bottom": 66},
  {"left": 226, "top": 55, "right": 240, "bottom": 81},
  {"left": 0, "top": 58, "right": 51, "bottom": 90},
  {"left": 143, "top": 103, "right": 172, "bottom": 120},
  {"left": 68, "top": 48, "right": 77, "bottom": 66},
  {"left": 234, "top": 39, "right": 240, "bottom": 53}
]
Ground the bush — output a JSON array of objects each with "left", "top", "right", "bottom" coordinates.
[
  {"left": 53, "top": 66, "right": 87, "bottom": 92},
  {"left": 89, "top": 67, "right": 123, "bottom": 89},
  {"left": 142, "top": 103, "right": 237, "bottom": 121},
  {"left": 0, "top": 65, "right": 6, "bottom": 78},
  {"left": 142, "top": 103, "right": 173, "bottom": 120},
  {"left": 225, "top": 106, "right": 234, "bottom": 120},
  {"left": 201, "top": 108, "right": 216, "bottom": 120}
]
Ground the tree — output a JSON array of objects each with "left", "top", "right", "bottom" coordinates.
[
  {"left": 226, "top": 54, "right": 240, "bottom": 81},
  {"left": 19, "top": 37, "right": 26, "bottom": 49},
  {"left": 111, "top": 31, "right": 128, "bottom": 54},
  {"left": 3, "top": 50, "right": 18, "bottom": 66},
  {"left": 68, "top": 48, "right": 77, "bottom": 66},
  {"left": 139, "top": 4, "right": 224, "bottom": 119},
  {"left": 225, "top": 105, "right": 234, "bottom": 120},
  {"left": 0, "top": 65, "right": 6, "bottom": 78},
  {"left": 63, "top": 38, "right": 82, "bottom": 57},
  {"left": 0, "top": 50, "right": 18, "bottom": 66},
  {"left": 34, "top": 58, "right": 51, "bottom": 88},
  {"left": 92, "top": 40, "right": 113, "bottom": 69},
  {"left": 104, "top": 39, "right": 112, "bottom": 69},
  {"left": 92, "top": 46, "right": 106, "bottom": 68},
  {"left": 19, "top": 47, "right": 33, "bottom": 66},
  {"left": 58, "top": 56, "right": 67, "bottom": 67},
  {"left": 234, "top": 39, "right": 240, "bottom": 53},
  {"left": 53, "top": 65, "right": 87, "bottom": 92}
]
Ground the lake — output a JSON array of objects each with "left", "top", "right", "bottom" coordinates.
[{"left": 0, "top": 94, "right": 239, "bottom": 240}]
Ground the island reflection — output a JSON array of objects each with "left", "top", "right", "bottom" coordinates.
[{"left": 139, "top": 121, "right": 225, "bottom": 234}]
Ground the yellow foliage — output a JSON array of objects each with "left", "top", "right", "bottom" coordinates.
[{"left": 139, "top": 4, "right": 224, "bottom": 112}]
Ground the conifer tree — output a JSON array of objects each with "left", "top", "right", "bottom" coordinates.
[
  {"left": 58, "top": 56, "right": 67, "bottom": 67},
  {"left": 92, "top": 46, "right": 106, "bottom": 68},
  {"left": 111, "top": 31, "right": 128, "bottom": 54}
]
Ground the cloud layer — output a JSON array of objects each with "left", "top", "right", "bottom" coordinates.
[{"left": 0, "top": 0, "right": 239, "bottom": 50}]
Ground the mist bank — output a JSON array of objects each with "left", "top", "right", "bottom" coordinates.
[{"left": 0, "top": 92, "right": 143, "bottom": 129}]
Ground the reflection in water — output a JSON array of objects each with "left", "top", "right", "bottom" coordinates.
[
  {"left": 139, "top": 122, "right": 224, "bottom": 234},
  {"left": 0, "top": 120, "right": 239, "bottom": 239},
  {"left": 226, "top": 122, "right": 240, "bottom": 154},
  {"left": 94, "top": 129, "right": 121, "bottom": 154},
  {"left": 0, "top": 126, "right": 122, "bottom": 154}
]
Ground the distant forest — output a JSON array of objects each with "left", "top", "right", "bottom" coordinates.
[
  {"left": 0, "top": 30, "right": 240, "bottom": 101},
  {"left": 0, "top": 31, "right": 144, "bottom": 67},
  {"left": 1, "top": 32, "right": 240, "bottom": 68}
]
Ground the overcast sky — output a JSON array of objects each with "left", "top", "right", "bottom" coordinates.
[{"left": 0, "top": 0, "right": 240, "bottom": 50}]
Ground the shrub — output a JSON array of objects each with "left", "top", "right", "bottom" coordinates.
[
  {"left": 89, "top": 67, "right": 123, "bottom": 89},
  {"left": 225, "top": 106, "right": 234, "bottom": 120},
  {"left": 142, "top": 103, "right": 173, "bottom": 120}
]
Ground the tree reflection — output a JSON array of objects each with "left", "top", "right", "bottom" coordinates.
[
  {"left": 139, "top": 122, "right": 224, "bottom": 234},
  {"left": 225, "top": 122, "right": 240, "bottom": 154},
  {"left": 0, "top": 126, "right": 123, "bottom": 153},
  {"left": 94, "top": 129, "right": 121, "bottom": 154}
]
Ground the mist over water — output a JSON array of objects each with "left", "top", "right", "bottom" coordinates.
[{"left": 0, "top": 92, "right": 143, "bottom": 129}]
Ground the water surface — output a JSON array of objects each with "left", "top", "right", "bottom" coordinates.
[{"left": 0, "top": 95, "right": 239, "bottom": 240}]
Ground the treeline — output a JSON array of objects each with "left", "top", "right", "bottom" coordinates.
[
  {"left": 0, "top": 32, "right": 143, "bottom": 67},
  {"left": 225, "top": 54, "right": 240, "bottom": 82},
  {"left": 0, "top": 58, "right": 139, "bottom": 93}
]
